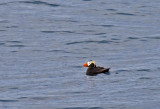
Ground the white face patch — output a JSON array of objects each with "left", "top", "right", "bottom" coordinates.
[
  {"left": 87, "top": 62, "right": 91, "bottom": 66},
  {"left": 87, "top": 61, "right": 96, "bottom": 66}
]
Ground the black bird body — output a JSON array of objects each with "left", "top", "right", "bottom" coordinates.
[
  {"left": 86, "top": 63, "right": 110, "bottom": 76},
  {"left": 83, "top": 60, "right": 110, "bottom": 76}
]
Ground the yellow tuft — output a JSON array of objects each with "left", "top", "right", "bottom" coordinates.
[{"left": 90, "top": 61, "right": 96, "bottom": 65}]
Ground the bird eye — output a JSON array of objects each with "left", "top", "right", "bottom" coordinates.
[{"left": 87, "top": 62, "right": 91, "bottom": 66}]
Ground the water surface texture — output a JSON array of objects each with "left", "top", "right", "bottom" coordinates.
[{"left": 0, "top": 0, "right": 160, "bottom": 109}]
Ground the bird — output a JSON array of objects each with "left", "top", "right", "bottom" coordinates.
[{"left": 83, "top": 60, "right": 110, "bottom": 76}]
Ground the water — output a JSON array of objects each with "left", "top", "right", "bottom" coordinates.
[{"left": 0, "top": 0, "right": 160, "bottom": 108}]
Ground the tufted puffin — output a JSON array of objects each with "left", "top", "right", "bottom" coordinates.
[{"left": 83, "top": 60, "right": 110, "bottom": 76}]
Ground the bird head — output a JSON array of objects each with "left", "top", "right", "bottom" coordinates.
[{"left": 83, "top": 60, "right": 96, "bottom": 67}]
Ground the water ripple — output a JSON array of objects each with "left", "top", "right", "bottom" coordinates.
[
  {"left": 106, "top": 9, "right": 118, "bottom": 11},
  {"left": 139, "top": 77, "right": 152, "bottom": 80},
  {"left": 144, "top": 36, "right": 160, "bottom": 40},
  {"left": 66, "top": 40, "right": 113, "bottom": 45},
  {"left": 8, "top": 45, "right": 25, "bottom": 47},
  {"left": 92, "top": 24, "right": 115, "bottom": 28},
  {"left": 94, "top": 33, "right": 106, "bottom": 35},
  {"left": 47, "top": 50, "right": 70, "bottom": 53},
  {"left": 116, "top": 12, "right": 135, "bottom": 16},
  {"left": 6, "top": 26, "right": 18, "bottom": 29},
  {"left": 127, "top": 37, "right": 139, "bottom": 40},
  {"left": 7, "top": 41, "right": 22, "bottom": 43},
  {"left": 0, "top": 42, "right": 5, "bottom": 45},
  {"left": 41, "top": 30, "right": 74, "bottom": 34},
  {"left": 20, "top": 1, "right": 60, "bottom": 7},
  {"left": 62, "top": 107, "right": 103, "bottom": 109},
  {"left": 0, "top": 30, "right": 5, "bottom": 31},
  {"left": 0, "top": 41, "right": 25, "bottom": 47},
  {"left": 111, "top": 38, "right": 120, "bottom": 41},
  {"left": 83, "top": 0, "right": 93, "bottom": 1},
  {"left": 0, "top": 20, "right": 9, "bottom": 23},
  {"left": 0, "top": 0, "right": 159, "bottom": 108},
  {"left": 136, "top": 69, "right": 151, "bottom": 72},
  {"left": 0, "top": 99, "right": 18, "bottom": 102},
  {"left": 101, "top": 25, "right": 114, "bottom": 27},
  {"left": 115, "top": 69, "right": 130, "bottom": 73}
]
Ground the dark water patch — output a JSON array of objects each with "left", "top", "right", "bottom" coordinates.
[
  {"left": 0, "top": 20, "right": 9, "bottom": 23},
  {"left": 101, "top": 25, "right": 114, "bottom": 27},
  {"left": 116, "top": 12, "right": 135, "bottom": 16},
  {"left": 20, "top": 1, "right": 60, "bottom": 7},
  {"left": 0, "top": 3, "right": 8, "bottom": 5},
  {"left": 68, "top": 20, "right": 78, "bottom": 23},
  {"left": 66, "top": 41, "right": 86, "bottom": 45},
  {"left": 144, "top": 36, "right": 160, "bottom": 40},
  {"left": 116, "top": 69, "right": 130, "bottom": 73},
  {"left": 10, "top": 51, "right": 18, "bottom": 52},
  {"left": 149, "top": 87, "right": 160, "bottom": 91},
  {"left": 7, "top": 41, "right": 22, "bottom": 43},
  {"left": 84, "top": 30, "right": 95, "bottom": 32},
  {"left": 61, "top": 107, "right": 103, "bottom": 109},
  {"left": 106, "top": 9, "right": 117, "bottom": 11},
  {"left": 0, "top": 42, "right": 5, "bottom": 45},
  {"left": 140, "top": 14, "right": 145, "bottom": 16},
  {"left": 8, "top": 45, "right": 25, "bottom": 47},
  {"left": 54, "top": 19, "right": 78, "bottom": 23},
  {"left": 115, "top": 69, "right": 130, "bottom": 74},
  {"left": 41, "top": 31, "right": 57, "bottom": 33},
  {"left": 140, "top": 39, "right": 147, "bottom": 42},
  {"left": 104, "top": 13, "right": 108, "bottom": 15},
  {"left": 0, "top": 30, "right": 6, "bottom": 31},
  {"left": 112, "top": 34, "right": 118, "bottom": 36},
  {"left": 83, "top": 0, "right": 93, "bottom": 1},
  {"left": 136, "top": 69, "right": 151, "bottom": 72},
  {"left": 48, "top": 50, "right": 62, "bottom": 52},
  {"left": 59, "top": 31, "right": 75, "bottom": 34},
  {"left": 9, "top": 87, "right": 19, "bottom": 90},
  {"left": 94, "top": 33, "right": 106, "bottom": 35},
  {"left": 98, "top": 40, "right": 113, "bottom": 43},
  {"left": 65, "top": 91, "right": 87, "bottom": 94},
  {"left": 18, "top": 96, "right": 54, "bottom": 101},
  {"left": 111, "top": 38, "right": 121, "bottom": 42},
  {"left": 110, "top": 79, "right": 125, "bottom": 83},
  {"left": 66, "top": 40, "right": 112, "bottom": 45},
  {"left": 104, "top": 72, "right": 110, "bottom": 75},
  {"left": 6, "top": 26, "right": 18, "bottom": 28},
  {"left": 138, "top": 5, "right": 147, "bottom": 8},
  {"left": 0, "top": 1, "right": 17, "bottom": 6},
  {"left": 47, "top": 50, "right": 70, "bottom": 53},
  {"left": 151, "top": 36, "right": 160, "bottom": 39},
  {"left": 127, "top": 37, "right": 139, "bottom": 40},
  {"left": 111, "top": 38, "right": 121, "bottom": 44},
  {"left": 41, "top": 30, "right": 74, "bottom": 34},
  {"left": 32, "top": 50, "right": 42, "bottom": 52},
  {"left": 124, "top": 39, "right": 130, "bottom": 42},
  {"left": 30, "top": 97, "right": 49, "bottom": 100},
  {"left": 0, "top": 99, "right": 18, "bottom": 102},
  {"left": 139, "top": 77, "right": 152, "bottom": 80},
  {"left": 93, "top": 24, "right": 115, "bottom": 28},
  {"left": 18, "top": 97, "right": 28, "bottom": 100}
]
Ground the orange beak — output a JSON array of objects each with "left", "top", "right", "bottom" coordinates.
[{"left": 83, "top": 62, "right": 88, "bottom": 67}]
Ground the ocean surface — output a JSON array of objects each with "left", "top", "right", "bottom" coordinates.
[{"left": 0, "top": 0, "right": 160, "bottom": 109}]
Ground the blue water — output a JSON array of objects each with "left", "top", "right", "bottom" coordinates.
[{"left": 0, "top": 0, "right": 160, "bottom": 109}]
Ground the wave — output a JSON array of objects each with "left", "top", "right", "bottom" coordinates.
[
  {"left": 66, "top": 40, "right": 113, "bottom": 45},
  {"left": 19, "top": 1, "right": 60, "bottom": 7}
]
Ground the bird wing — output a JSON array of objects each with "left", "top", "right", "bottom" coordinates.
[{"left": 91, "top": 67, "right": 110, "bottom": 74}]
